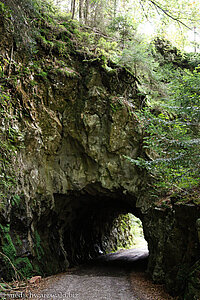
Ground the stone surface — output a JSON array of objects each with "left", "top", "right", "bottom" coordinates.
[
  {"left": 0, "top": 3, "right": 200, "bottom": 300},
  {"left": 143, "top": 204, "right": 200, "bottom": 296},
  {"left": 185, "top": 259, "right": 200, "bottom": 300},
  {"left": 0, "top": 5, "right": 147, "bottom": 279}
]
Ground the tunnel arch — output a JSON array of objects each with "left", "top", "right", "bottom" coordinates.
[{"left": 34, "top": 187, "right": 148, "bottom": 274}]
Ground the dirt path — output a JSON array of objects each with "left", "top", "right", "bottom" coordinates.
[
  {"left": 29, "top": 249, "right": 144, "bottom": 300},
  {"left": 4, "top": 248, "right": 174, "bottom": 300}
]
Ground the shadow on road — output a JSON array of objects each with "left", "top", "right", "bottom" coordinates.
[
  {"left": 96, "top": 248, "right": 149, "bottom": 270},
  {"left": 28, "top": 248, "right": 150, "bottom": 300},
  {"left": 73, "top": 248, "right": 149, "bottom": 276}
]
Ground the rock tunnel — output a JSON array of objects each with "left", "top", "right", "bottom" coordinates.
[
  {"left": 0, "top": 60, "right": 197, "bottom": 299},
  {"left": 16, "top": 63, "right": 151, "bottom": 276},
  {"left": 1, "top": 56, "right": 153, "bottom": 284},
  {"left": 33, "top": 187, "right": 147, "bottom": 274}
]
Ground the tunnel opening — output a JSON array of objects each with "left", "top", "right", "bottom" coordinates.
[
  {"left": 35, "top": 189, "right": 148, "bottom": 275},
  {"left": 108, "top": 213, "right": 148, "bottom": 251}
]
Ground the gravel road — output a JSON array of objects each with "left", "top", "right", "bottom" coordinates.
[
  {"left": 4, "top": 247, "right": 173, "bottom": 300},
  {"left": 29, "top": 248, "right": 149, "bottom": 300}
]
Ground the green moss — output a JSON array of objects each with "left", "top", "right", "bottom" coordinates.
[
  {"left": 37, "top": 71, "right": 48, "bottom": 78},
  {"left": 110, "top": 99, "right": 123, "bottom": 112},
  {"left": 0, "top": 225, "right": 35, "bottom": 279},
  {"left": 62, "top": 19, "right": 79, "bottom": 33},
  {"left": 34, "top": 231, "right": 44, "bottom": 261},
  {"left": 102, "top": 64, "right": 117, "bottom": 74},
  {"left": 2, "top": 235, "right": 16, "bottom": 260},
  {"left": 30, "top": 80, "right": 38, "bottom": 87},
  {"left": 56, "top": 67, "right": 80, "bottom": 78},
  {"left": 0, "top": 1, "right": 11, "bottom": 17},
  {"left": 0, "top": 225, "right": 18, "bottom": 278},
  {"left": 54, "top": 40, "right": 67, "bottom": 56},
  {"left": 11, "top": 195, "right": 21, "bottom": 207},
  {"left": 0, "top": 1, "right": 5, "bottom": 11},
  {"left": 15, "top": 234, "right": 23, "bottom": 247},
  {"left": 0, "top": 89, "right": 23, "bottom": 203},
  {"left": 107, "top": 214, "right": 145, "bottom": 253},
  {"left": 33, "top": 263, "right": 42, "bottom": 274},
  {"left": 15, "top": 257, "right": 33, "bottom": 278},
  {"left": 0, "top": 225, "right": 16, "bottom": 262},
  {"left": 38, "top": 34, "right": 54, "bottom": 50}
]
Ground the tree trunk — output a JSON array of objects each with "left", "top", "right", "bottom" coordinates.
[
  {"left": 114, "top": 0, "right": 117, "bottom": 18},
  {"left": 84, "top": 0, "right": 89, "bottom": 25},
  {"left": 94, "top": 1, "right": 103, "bottom": 27},
  {"left": 79, "top": 0, "right": 83, "bottom": 23},
  {"left": 71, "top": 0, "right": 76, "bottom": 19}
]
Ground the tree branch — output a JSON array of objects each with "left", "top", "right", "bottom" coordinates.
[
  {"left": 139, "top": 0, "right": 149, "bottom": 22},
  {"left": 148, "top": 0, "right": 192, "bottom": 30}
]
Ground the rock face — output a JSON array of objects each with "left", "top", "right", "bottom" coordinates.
[
  {"left": 0, "top": 57, "right": 146, "bottom": 275},
  {"left": 0, "top": 2, "right": 199, "bottom": 299},
  {"left": 143, "top": 204, "right": 200, "bottom": 297},
  {"left": 15, "top": 61, "right": 146, "bottom": 270},
  {"left": 0, "top": 2, "right": 147, "bottom": 278}
]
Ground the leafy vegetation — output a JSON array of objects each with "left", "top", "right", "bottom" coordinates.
[
  {"left": 0, "top": 88, "right": 23, "bottom": 206},
  {"left": 0, "top": 224, "right": 34, "bottom": 280},
  {"left": 126, "top": 51, "right": 200, "bottom": 198},
  {"left": 53, "top": 0, "right": 200, "bottom": 52}
]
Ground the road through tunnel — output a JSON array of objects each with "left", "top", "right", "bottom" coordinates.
[{"left": 34, "top": 188, "right": 148, "bottom": 276}]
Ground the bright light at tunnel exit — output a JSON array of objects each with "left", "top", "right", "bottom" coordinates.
[{"left": 110, "top": 213, "right": 148, "bottom": 252}]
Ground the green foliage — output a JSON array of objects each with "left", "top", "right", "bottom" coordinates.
[
  {"left": 72, "top": 26, "right": 120, "bottom": 66},
  {"left": 37, "top": 70, "right": 48, "bottom": 78},
  {"left": 170, "top": 66, "right": 200, "bottom": 109},
  {"left": 38, "top": 34, "right": 55, "bottom": 50},
  {"left": 110, "top": 96, "right": 129, "bottom": 112},
  {"left": 0, "top": 1, "right": 11, "bottom": 17},
  {"left": 0, "top": 88, "right": 23, "bottom": 205},
  {"left": 0, "top": 225, "right": 16, "bottom": 261},
  {"left": 0, "top": 225, "right": 34, "bottom": 279},
  {"left": 128, "top": 61, "right": 200, "bottom": 192},
  {"left": 1, "top": 0, "right": 58, "bottom": 52},
  {"left": 15, "top": 257, "right": 33, "bottom": 278},
  {"left": 108, "top": 214, "right": 146, "bottom": 252},
  {"left": 11, "top": 195, "right": 21, "bottom": 207},
  {"left": 54, "top": 40, "right": 67, "bottom": 56},
  {"left": 96, "top": 37, "right": 120, "bottom": 62},
  {"left": 118, "top": 40, "right": 158, "bottom": 78},
  {"left": 108, "top": 15, "right": 136, "bottom": 48},
  {"left": 34, "top": 231, "right": 44, "bottom": 261}
]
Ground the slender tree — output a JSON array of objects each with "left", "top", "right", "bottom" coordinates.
[
  {"left": 84, "top": 0, "right": 89, "bottom": 24},
  {"left": 71, "top": 0, "right": 76, "bottom": 19},
  {"left": 79, "top": 0, "right": 83, "bottom": 23}
]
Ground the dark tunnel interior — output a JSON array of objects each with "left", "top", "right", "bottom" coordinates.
[{"left": 34, "top": 189, "right": 148, "bottom": 275}]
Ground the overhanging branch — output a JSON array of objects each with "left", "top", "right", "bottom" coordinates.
[{"left": 148, "top": 0, "right": 192, "bottom": 30}]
